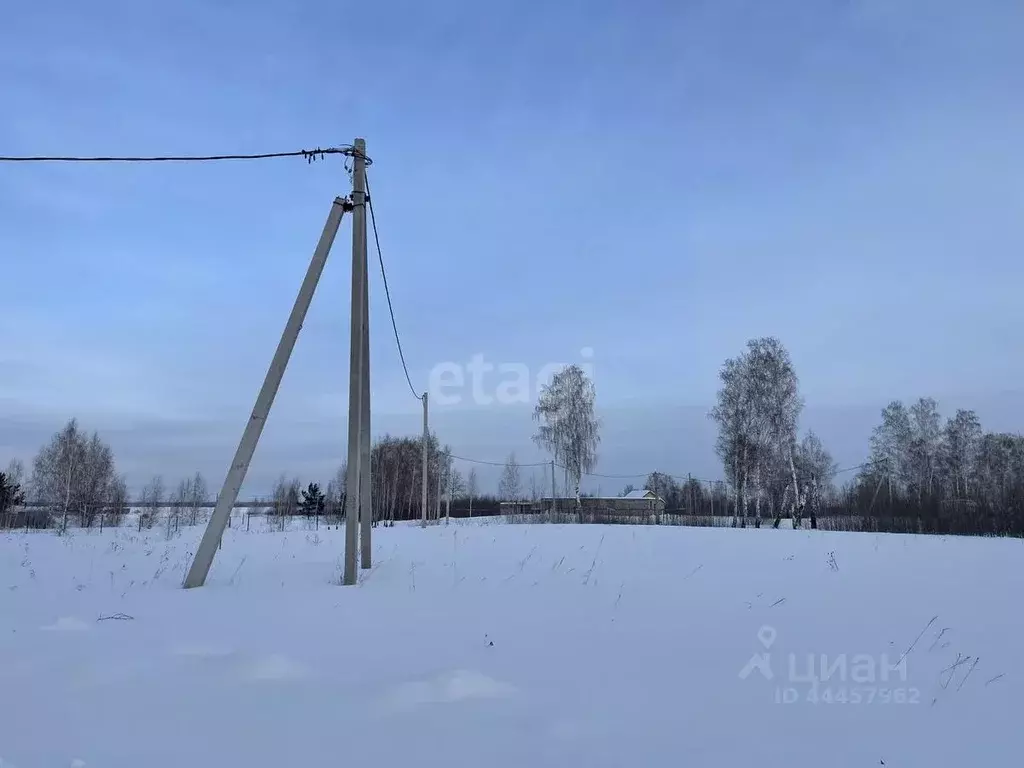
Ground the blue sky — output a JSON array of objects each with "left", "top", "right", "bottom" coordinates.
[{"left": 2, "top": 0, "right": 1023, "bottom": 495}]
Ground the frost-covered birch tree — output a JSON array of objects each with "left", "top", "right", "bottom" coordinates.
[
  {"left": 5, "top": 459, "right": 24, "bottom": 491},
  {"left": 109, "top": 474, "right": 130, "bottom": 525},
  {"left": 139, "top": 475, "right": 165, "bottom": 530},
  {"left": 532, "top": 364, "right": 600, "bottom": 509},
  {"left": 908, "top": 397, "right": 942, "bottom": 500},
  {"left": 446, "top": 466, "right": 464, "bottom": 522},
  {"left": 711, "top": 338, "right": 802, "bottom": 527},
  {"left": 188, "top": 472, "right": 208, "bottom": 525},
  {"left": 709, "top": 355, "right": 753, "bottom": 522},
  {"left": 794, "top": 431, "right": 837, "bottom": 528},
  {"left": 171, "top": 476, "right": 191, "bottom": 535},
  {"left": 941, "top": 409, "right": 982, "bottom": 498},
  {"left": 745, "top": 338, "right": 803, "bottom": 528},
  {"left": 869, "top": 400, "right": 912, "bottom": 503},
  {"left": 31, "top": 419, "right": 119, "bottom": 531},
  {"left": 498, "top": 453, "right": 522, "bottom": 501}
]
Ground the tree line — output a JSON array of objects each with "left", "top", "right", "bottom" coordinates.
[
  {"left": 4, "top": 342, "right": 1022, "bottom": 537},
  {"left": 1, "top": 420, "right": 131, "bottom": 530},
  {"left": 842, "top": 398, "right": 1024, "bottom": 534},
  {"left": 0, "top": 418, "right": 506, "bottom": 530},
  {"left": 709, "top": 337, "right": 1024, "bottom": 535}
]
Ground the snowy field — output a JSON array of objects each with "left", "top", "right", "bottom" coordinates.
[{"left": 1, "top": 521, "right": 1021, "bottom": 767}]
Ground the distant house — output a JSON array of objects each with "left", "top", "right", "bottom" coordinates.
[
  {"left": 500, "top": 489, "right": 665, "bottom": 517},
  {"left": 622, "top": 489, "right": 661, "bottom": 504}
]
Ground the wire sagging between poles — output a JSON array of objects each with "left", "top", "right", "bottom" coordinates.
[
  {"left": 365, "top": 172, "right": 421, "bottom": 401},
  {"left": 0, "top": 145, "right": 370, "bottom": 164},
  {"left": 449, "top": 454, "right": 551, "bottom": 468},
  {"left": 447, "top": 455, "right": 877, "bottom": 483}
]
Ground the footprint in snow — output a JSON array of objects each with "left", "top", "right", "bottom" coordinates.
[
  {"left": 242, "top": 654, "right": 310, "bottom": 682},
  {"left": 169, "top": 646, "right": 309, "bottom": 682},
  {"left": 380, "top": 669, "right": 516, "bottom": 712}
]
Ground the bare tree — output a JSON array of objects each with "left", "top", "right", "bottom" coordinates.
[
  {"left": 710, "top": 355, "right": 755, "bottom": 524},
  {"left": 908, "top": 397, "right": 942, "bottom": 500},
  {"left": 446, "top": 467, "right": 465, "bottom": 522},
  {"left": 139, "top": 475, "right": 165, "bottom": 530},
  {"left": 436, "top": 447, "right": 450, "bottom": 520},
  {"left": 170, "top": 477, "right": 191, "bottom": 535},
  {"left": 466, "top": 468, "right": 478, "bottom": 517},
  {"left": 941, "top": 409, "right": 982, "bottom": 499},
  {"left": 325, "top": 462, "right": 346, "bottom": 525},
  {"left": 533, "top": 364, "right": 600, "bottom": 509},
  {"left": 108, "top": 474, "right": 130, "bottom": 527},
  {"left": 644, "top": 472, "right": 682, "bottom": 510},
  {"left": 80, "top": 433, "right": 115, "bottom": 528},
  {"left": 31, "top": 419, "right": 119, "bottom": 531},
  {"left": 869, "top": 400, "right": 912, "bottom": 504},
  {"left": 188, "top": 472, "right": 208, "bottom": 525},
  {"left": 794, "top": 431, "right": 837, "bottom": 529},
  {"left": 974, "top": 432, "right": 1024, "bottom": 511},
  {"left": 270, "top": 475, "right": 301, "bottom": 530},
  {"left": 498, "top": 453, "right": 522, "bottom": 501},
  {"left": 5, "top": 459, "right": 24, "bottom": 490},
  {"left": 31, "top": 420, "right": 83, "bottom": 531}
]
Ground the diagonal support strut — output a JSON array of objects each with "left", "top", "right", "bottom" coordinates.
[{"left": 183, "top": 196, "right": 350, "bottom": 588}]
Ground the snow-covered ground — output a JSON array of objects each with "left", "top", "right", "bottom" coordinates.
[{"left": 1, "top": 521, "right": 1021, "bottom": 767}]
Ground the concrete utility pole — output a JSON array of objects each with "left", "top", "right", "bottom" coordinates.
[
  {"left": 343, "top": 138, "right": 368, "bottom": 586},
  {"left": 183, "top": 196, "right": 349, "bottom": 589},
  {"left": 420, "top": 392, "right": 429, "bottom": 527},
  {"left": 359, "top": 197, "right": 372, "bottom": 570}
]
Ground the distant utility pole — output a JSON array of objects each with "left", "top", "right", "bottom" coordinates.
[
  {"left": 421, "top": 392, "right": 428, "bottom": 528},
  {"left": 343, "top": 138, "right": 368, "bottom": 586},
  {"left": 182, "top": 195, "right": 350, "bottom": 589}
]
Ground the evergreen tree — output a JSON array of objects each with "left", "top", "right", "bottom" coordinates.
[
  {"left": 0, "top": 471, "right": 26, "bottom": 518},
  {"left": 300, "top": 482, "right": 325, "bottom": 516}
]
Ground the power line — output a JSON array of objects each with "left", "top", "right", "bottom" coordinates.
[
  {"left": 0, "top": 145, "right": 367, "bottom": 164},
  {"left": 579, "top": 468, "right": 726, "bottom": 483},
  {"left": 365, "top": 171, "right": 421, "bottom": 401},
  {"left": 832, "top": 462, "right": 869, "bottom": 475},
  {"left": 448, "top": 453, "right": 875, "bottom": 484},
  {"left": 448, "top": 454, "right": 711, "bottom": 481},
  {"left": 581, "top": 469, "right": 666, "bottom": 480},
  {"left": 450, "top": 454, "right": 550, "bottom": 468}
]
